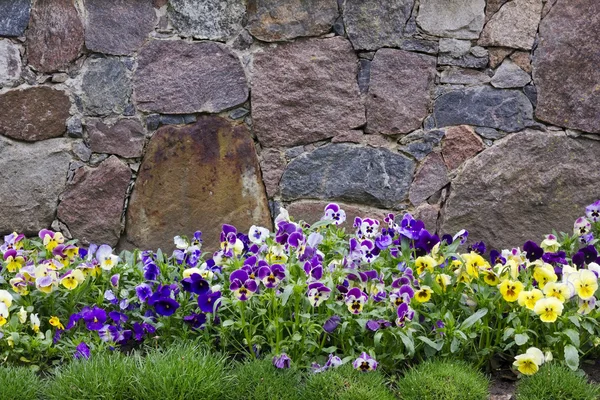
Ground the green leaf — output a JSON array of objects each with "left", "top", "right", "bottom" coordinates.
[
  {"left": 503, "top": 328, "right": 515, "bottom": 342},
  {"left": 398, "top": 332, "right": 415, "bottom": 356},
  {"left": 308, "top": 220, "right": 333, "bottom": 229},
  {"left": 581, "top": 321, "right": 594, "bottom": 335},
  {"left": 417, "top": 336, "right": 443, "bottom": 351},
  {"left": 322, "top": 346, "right": 337, "bottom": 353},
  {"left": 460, "top": 308, "right": 488, "bottom": 330},
  {"left": 450, "top": 337, "right": 460, "bottom": 353},
  {"left": 568, "top": 315, "right": 581, "bottom": 328},
  {"left": 564, "top": 344, "right": 579, "bottom": 371},
  {"left": 292, "top": 333, "right": 302, "bottom": 341},
  {"left": 515, "top": 333, "right": 529, "bottom": 346},
  {"left": 563, "top": 329, "right": 580, "bottom": 348},
  {"left": 281, "top": 285, "right": 294, "bottom": 306},
  {"left": 222, "top": 319, "right": 235, "bottom": 327},
  {"left": 374, "top": 331, "right": 384, "bottom": 348}
]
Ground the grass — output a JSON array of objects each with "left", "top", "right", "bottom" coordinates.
[
  {"left": 515, "top": 363, "right": 600, "bottom": 400},
  {"left": 0, "top": 366, "right": 43, "bottom": 400},
  {"left": 302, "top": 363, "right": 397, "bottom": 400},
  {"left": 227, "top": 358, "right": 304, "bottom": 400},
  {"left": 396, "top": 359, "right": 489, "bottom": 400}
]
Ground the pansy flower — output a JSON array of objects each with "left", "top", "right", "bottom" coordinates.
[
  {"left": 366, "top": 319, "right": 391, "bottom": 332},
  {"left": 96, "top": 245, "right": 120, "bottom": 271},
  {"left": 74, "top": 342, "right": 91, "bottom": 360},
  {"left": 303, "top": 258, "right": 324, "bottom": 281},
  {"left": 135, "top": 283, "right": 153, "bottom": 302},
  {"left": 356, "top": 218, "right": 380, "bottom": 239},
  {"left": 345, "top": 287, "right": 368, "bottom": 314},
  {"left": 414, "top": 286, "right": 433, "bottom": 303},
  {"left": 353, "top": 352, "right": 377, "bottom": 372},
  {"left": 415, "top": 255, "right": 436, "bottom": 275},
  {"left": 467, "top": 241, "right": 486, "bottom": 255},
  {"left": 82, "top": 306, "right": 107, "bottom": 331},
  {"left": 152, "top": 296, "right": 180, "bottom": 317},
  {"left": 533, "top": 296, "right": 563, "bottom": 322},
  {"left": 181, "top": 273, "right": 210, "bottom": 296},
  {"left": 60, "top": 269, "right": 85, "bottom": 290},
  {"left": 229, "top": 269, "right": 258, "bottom": 301},
  {"left": 257, "top": 264, "right": 285, "bottom": 288},
  {"left": 517, "top": 289, "right": 543, "bottom": 311},
  {"left": 499, "top": 279, "right": 523, "bottom": 302},
  {"left": 273, "top": 354, "right": 291, "bottom": 369},
  {"left": 359, "top": 239, "right": 380, "bottom": 264},
  {"left": 312, "top": 354, "right": 342, "bottom": 373},
  {"left": 39, "top": 229, "right": 64, "bottom": 251},
  {"left": 416, "top": 230, "right": 440, "bottom": 254},
  {"left": 183, "top": 313, "right": 207, "bottom": 329},
  {"left": 0, "top": 232, "right": 24, "bottom": 252},
  {"left": 248, "top": 225, "right": 270, "bottom": 244},
  {"left": 574, "top": 217, "right": 592, "bottom": 236},
  {"left": 322, "top": 203, "right": 346, "bottom": 225},
  {"left": 523, "top": 241, "right": 543, "bottom": 262},
  {"left": 578, "top": 296, "right": 596, "bottom": 315},
  {"left": 323, "top": 315, "right": 341, "bottom": 333},
  {"left": 572, "top": 269, "right": 598, "bottom": 300},
  {"left": 542, "top": 282, "right": 570, "bottom": 302},
  {"left": 307, "top": 282, "right": 331, "bottom": 307},
  {"left": 197, "top": 290, "right": 221, "bottom": 313},
  {"left": 453, "top": 229, "right": 469, "bottom": 245},
  {"left": 389, "top": 284, "right": 414, "bottom": 307},
  {"left": 3, "top": 249, "right": 26, "bottom": 273},
  {"left": 395, "top": 302, "right": 415, "bottom": 327},
  {"left": 586, "top": 200, "right": 600, "bottom": 222},
  {"left": 398, "top": 214, "right": 424, "bottom": 240},
  {"left": 513, "top": 347, "right": 545, "bottom": 375}
]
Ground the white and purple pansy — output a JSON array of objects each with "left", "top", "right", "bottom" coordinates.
[
  {"left": 96, "top": 245, "right": 120, "bottom": 271},
  {"left": 360, "top": 239, "right": 380, "bottom": 263},
  {"left": 248, "top": 225, "right": 270, "bottom": 244},
  {"left": 303, "top": 259, "right": 324, "bottom": 281},
  {"left": 355, "top": 218, "right": 380, "bottom": 238},
  {"left": 345, "top": 287, "right": 368, "bottom": 314},
  {"left": 395, "top": 302, "right": 415, "bottom": 327},
  {"left": 307, "top": 282, "right": 331, "bottom": 307},
  {"left": 574, "top": 217, "right": 592, "bottom": 236},
  {"left": 1, "top": 232, "right": 24, "bottom": 252},
  {"left": 389, "top": 285, "right": 414, "bottom": 307},
  {"left": 229, "top": 269, "right": 258, "bottom": 301},
  {"left": 353, "top": 352, "right": 378, "bottom": 372},
  {"left": 312, "top": 353, "right": 343, "bottom": 373},
  {"left": 257, "top": 264, "right": 286, "bottom": 289},
  {"left": 586, "top": 200, "right": 600, "bottom": 223},
  {"left": 322, "top": 203, "right": 346, "bottom": 225}
]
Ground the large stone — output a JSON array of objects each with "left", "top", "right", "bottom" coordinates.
[
  {"left": 57, "top": 156, "right": 131, "bottom": 246},
  {"left": 0, "top": 136, "right": 73, "bottom": 235},
  {"left": 281, "top": 144, "right": 415, "bottom": 209},
  {"left": 366, "top": 49, "right": 436, "bottom": 135},
  {"left": 0, "top": 0, "right": 31, "bottom": 37},
  {"left": 414, "top": 203, "right": 440, "bottom": 232},
  {"left": 441, "top": 125, "right": 485, "bottom": 170},
  {"left": 417, "top": 0, "right": 485, "bottom": 39},
  {"left": 247, "top": 0, "right": 338, "bottom": 42},
  {"left": 286, "top": 200, "right": 394, "bottom": 231},
  {"left": 433, "top": 86, "right": 534, "bottom": 132},
  {"left": 491, "top": 59, "right": 531, "bottom": 88},
  {"left": 0, "top": 40, "right": 21, "bottom": 87},
  {"left": 88, "top": 118, "right": 146, "bottom": 158},
  {"left": 409, "top": 152, "right": 449, "bottom": 205},
  {"left": 441, "top": 130, "right": 600, "bottom": 250},
  {"left": 440, "top": 67, "right": 491, "bottom": 85},
  {"left": 259, "top": 148, "right": 286, "bottom": 198},
  {"left": 84, "top": 0, "right": 156, "bottom": 55},
  {"left": 26, "top": 0, "right": 84, "bottom": 73},
  {"left": 398, "top": 129, "right": 445, "bottom": 160},
  {"left": 485, "top": 0, "right": 510, "bottom": 21},
  {"left": 252, "top": 37, "right": 364, "bottom": 147},
  {"left": 82, "top": 57, "right": 131, "bottom": 116},
  {"left": 0, "top": 87, "right": 70, "bottom": 141},
  {"left": 533, "top": 0, "right": 600, "bottom": 133},
  {"left": 478, "top": 0, "right": 543, "bottom": 50},
  {"left": 134, "top": 40, "right": 247, "bottom": 114},
  {"left": 125, "top": 116, "right": 271, "bottom": 252},
  {"left": 168, "top": 0, "right": 245, "bottom": 41},
  {"left": 343, "top": 0, "right": 414, "bottom": 50}
]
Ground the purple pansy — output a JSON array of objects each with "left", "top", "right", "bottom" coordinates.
[
  {"left": 197, "top": 290, "right": 222, "bottom": 313},
  {"left": 74, "top": 342, "right": 91, "bottom": 360},
  {"left": 345, "top": 287, "right": 368, "bottom": 314},
  {"left": 183, "top": 313, "right": 207, "bottom": 329},
  {"left": 366, "top": 319, "right": 391, "bottom": 332},
  {"left": 229, "top": 269, "right": 258, "bottom": 301},
  {"left": 323, "top": 315, "right": 341, "bottom": 333},
  {"left": 273, "top": 353, "right": 291, "bottom": 369},
  {"left": 586, "top": 201, "right": 600, "bottom": 222},
  {"left": 322, "top": 203, "right": 346, "bottom": 225},
  {"left": 395, "top": 303, "right": 415, "bottom": 327},
  {"left": 523, "top": 241, "right": 543, "bottom": 262},
  {"left": 181, "top": 273, "right": 210, "bottom": 296},
  {"left": 82, "top": 306, "right": 107, "bottom": 331},
  {"left": 307, "top": 282, "right": 331, "bottom": 307},
  {"left": 360, "top": 239, "right": 380, "bottom": 264},
  {"left": 135, "top": 283, "right": 153, "bottom": 303},
  {"left": 257, "top": 264, "right": 286, "bottom": 288},
  {"left": 353, "top": 352, "right": 378, "bottom": 372}
]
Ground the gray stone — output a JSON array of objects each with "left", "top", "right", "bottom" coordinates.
[
  {"left": 252, "top": 37, "right": 364, "bottom": 147},
  {"left": 84, "top": 0, "right": 156, "bottom": 55},
  {"left": 73, "top": 141, "right": 91, "bottom": 162},
  {"left": 478, "top": 0, "right": 543, "bottom": 50},
  {"left": 417, "top": 0, "right": 485, "bottom": 39},
  {"left": 82, "top": 57, "right": 131, "bottom": 116},
  {"left": 533, "top": 0, "right": 600, "bottom": 133},
  {"left": 486, "top": 0, "right": 510, "bottom": 21},
  {"left": 58, "top": 156, "right": 131, "bottom": 246},
  {"left": 231, "top": 29, "right": 254, "bottom": 51},
  {"left": 439, "top": 38, "right": 471, "bottom": 58},
  {"left": 260, "top": 148, "right": 286, "bottom": 198},
  {"left": 146, "top": 114, "right": 160, "bottom": 131},
  {"left": 440, "top": 67, "right": 491, "bottom": 85},
  {"left": 470, "top": 46, "right": 488, "bottom": 58},
  {"left": 367, "top": 48, "right": 436, "bottom": 135},
  {"left": 343, "top": 0, "right": 414, "bottom": 50},
  {"left": 168, "top": 0, "right": 245, "bottom": 41},
  {"left": 26, "top": 0, "right": 84, "bottom": 73},
  {"left": 333, "top": 16, "right": 345, "bottom": 36},
  {"left": 158, "top": 115, "right": 186, "bottom": 125},
  {"left": 0, "top": 40, "right": 21, "bottom": 87},
  {"left": 51, "top": 72, "right": 68, "bottom": 83},
  {"left": 0, "top": 136, "right": 73, "bottom": 235},
  {"left": 475, "top": 127, "right": 507, "bottom": 140},
  {"left": 358, "top": 59, "right": 371, "bottom": 94},
  {"left": 88, "top": 118, "right": 146, "bottom": 158},
  {"left": 491, "top": 59, "right": 531, "bottom": 88},
  {"left": 399, "top": 129, "right": 445, "bottom": 145},
  {"left": 67, "top": 117, "right": 83, "bottom": 138},
  {"left": 409, "top": 152, "right": 449, "bottom": 205},
  {"left": 441, "top": 130, "right": 600, "bottom": 250},
  {"left": 0, "top": 0, "right": 31, "bottom": 37},
  {"left": 281, "top": 143, "right": 415, "bottom": 209},
  {"left": 400, "top": 142, "right": 434, "bottom": 160},
  {"left": 523, "top": 84, "right": 537, "bottom": 107},
  {"left": 285, "top": 146, "right": 305, "bottom": 160},
  {"left": 433, "top": 86, "right": 534, "bottom": 132},
  {"left": 247, "top": 0, "right": 338, "bottom": 42},
  {"left": 398, "top": 38, "right": 439, "bottom": 55},
  {"left": 229, "top": 108, "right": 249, "bottom": 120},
  {"left": 89, "top": 153, "right": 109, "bottom": 166},
  {"left": 414, "top": 203, "right": 440, "bottom": 232},
  {"left": 438, "top": 53, "right": 488, "bottom": 68},
  {"left": 134, "top": 40, "right": 248, "bottom": 114}
]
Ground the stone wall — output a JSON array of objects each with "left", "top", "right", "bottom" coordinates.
[{"left": 0, "top": 0, "right": 598, "bottom": 251}]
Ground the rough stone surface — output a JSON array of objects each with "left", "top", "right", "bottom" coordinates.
[
  {"left": 281, "top": 144, "right": 415, "bottom": 209},
  {"left": 247, "top": 0, "right": 338, "bottom": 42},
  {"left": 0, "top": 136, "right": 73, "bottom": 235},
  {"left": 440, "top": 67, "right": 491, "bottom": 85},
  {"left": 409, "top": 152, "right": 449, "bottom": 205},
  {"left": 491, "top": 59, "right": 531, "bottom": 88},
  {"left": 488, "top": 47, "right": 513, "bottom": 68},
  {"left": 486, "top": 0, "right": 510, "bottom": 21},
  {"left": 399, "top": 129, "right": 445, "bottom": 160},
  {"left": 0, "top": 40, "right": 21, "bottom": 87},
  {"left": 259, "top": 148, "right": 286, "bottom": 198},
  {"left": 441, "top": 130, "right": 600, "bottom": 250},
  {"left": 252, "top": 37, "right": 364, "bottom": 147},
  {"left": 343, "top": 0, "right": 414, "bottom": 50},
  {"left": 26, "top": 0, "right": 84, "bottom": 73},
  {"left": 287, "top": 200, "right": 394, "bottom": 231},
  {"left": 57, "top": 156, "right": 131, "bottom": 247},
  {"left": 0, "top": 0, "right": 31, "bottom": 36},
  {"left": 417, "top": 0, "right": 486, "bottom": 39},
  {"left": 438, "top": 38, "right": 471, "bottom": 58},
  {"left": 399, "top": 38, "right": 439, "bottom": 55},
  {"left": 367, "top": 49, "right": 436, "bottom": 135},
  {"left": 0, "top": 87, "right": 70, "bottom": 141},
  {"left": 509, "top": 50, "right": 532, "bottom": 73},
  {"left": 414, "top": 203, "right": 440, "bottom": 232},
  {"left": 533, "top": 0, "right": 600, "bottom": 133},
  {"left": 168, "top": 0, "right": 246, "bottom": 41},
  {"left": 135, "top": 40, "right": 248, "bottom": 114},
  {"left": 434, "top": 86, "right": 534, "bottom": 132},
  {"left": 479, "top": 0, "right": 543, "bottom": 50},
  {"left": 441, "top": 125, "right": 485, "bottom": 170},
  {"left": 475, "top": 127, "right": 507, "bottom": 140},
  {"left": 84, "top": 0, "right": 156, "bottom": 55},
  {"left": 125, "top": 116, "right": 271, "bottom": 252},
  {"left": 88, "top": 118, "right": 146, "bottom": 158},
  {"left": 438, "top": 53, "right": 488, "bottom": 68},
  {"left": 82, "top": 57, "right": 131, "bottom": 116}
]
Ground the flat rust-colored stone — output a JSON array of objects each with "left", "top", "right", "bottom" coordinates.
[
  {"left": 441, "top": 125, "right": 485, "bottom": 170},
  {"left": 125, "top": 116, "right": 272, "bottom": 252}
]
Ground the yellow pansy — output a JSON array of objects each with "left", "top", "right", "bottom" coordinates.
[
  {"left": 513, "top": 347, "right": 545, "bottom": 375},
  {"left": 42, "top": 232, "right": 64, "bottom": 251},
  {"left": 572, "top": 269, "right": 598, "bottom": 300},
  {"left": 482, "top": 269, "right": 500, "bottom": 286},
  {"left": 414, "top": 286, "right": 433, "bottom": 303},
  {"left": 17, "top": 307, "right": 27, "bottom": 324},
  {"left": 543, "top": 282, "right": 570, "bottom": 302},
  {"left": 415, "top": 256, "right": 437, "bottom": 275},
  {"left": 533, "top": 296, "right": 564, "bottom": 322},
  {"left": 49, "top": 316, "right": 65, "bottom": 330},
  {"left": 499, "top": 279, "right": 524, "bottom": 302},
  {"left": 0, "top": 290, "right": 13, "bottom": 308},
  {"left": 518, "top": 289, "right": 543, "bottom": 311},
  {"left": 61, "top": 270, "right": 85, "bottom": 290},
  {"left": 540, "top": 234, "right": 560, "bottom": 252},
  {"left": 435, "top": 274, "right": 452, "bottom": 291},
  {"left": 532, "top": 263, "right": 557, "bottom": 289},
  {"left": 462, "top": 252, "right": 489, "bottom": 277}
]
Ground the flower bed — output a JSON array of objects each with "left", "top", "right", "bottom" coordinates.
[{"left": 1, "top": 200, "right": 600, "bottom": 378}]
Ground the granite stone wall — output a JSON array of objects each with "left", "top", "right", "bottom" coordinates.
[{"left": 0, "top": 0, "right": 598, "bottom": 251}]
